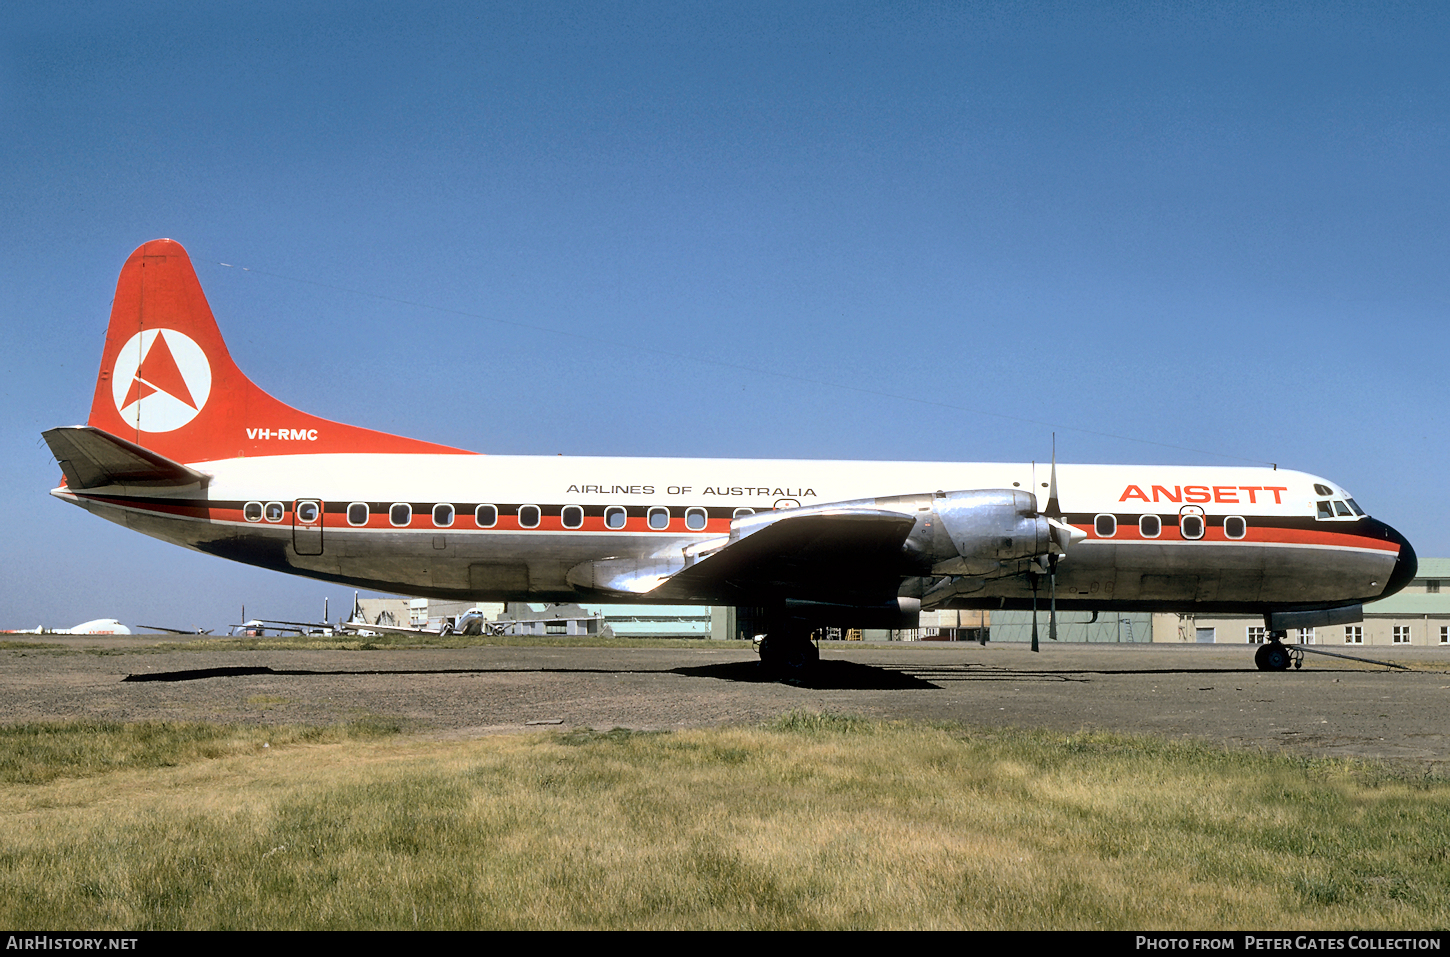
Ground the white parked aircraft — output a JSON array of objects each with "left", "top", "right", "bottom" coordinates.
[
  {"left": 43, "top": 241, "right": 1417, "bottom": 673},
  {"left": 5, "top": 619, "right": 133, "bottom": 636}
]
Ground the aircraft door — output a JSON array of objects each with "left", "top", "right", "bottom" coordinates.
[{"left": 293, "top": 499, "right": 324, "bottom": 556}]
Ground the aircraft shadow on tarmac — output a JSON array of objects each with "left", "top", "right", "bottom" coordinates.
[
  {"left": 671, "top": 659, "right": 937, "bottom": 690},
  {"left": 122, "top": 659, "right": 938, "bottom": 690},
  {"left": 120, "top": 659, "right": 1285, "bottom": 691}
]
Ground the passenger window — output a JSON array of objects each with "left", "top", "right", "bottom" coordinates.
[
  {"left": 296, "top": 501, "right": 319, "bottom": 524},
  {"left": 733, "top": 507, "right": 755, "bottom": 519},
  {"left": 347, "top": 502, "right": 369, "bottom": 526},
  {"left": 685, "top": 507, "right": 707, "bottom": 531},
  {"left": 604, "top": 506, "right": 627, "bottom": 530},
  {"left": 1094, "top": 514, "right": 1116, "bottom": 538},
  {"left": 389, "top": 503, "right": 412, "bottom": 527},
  {"left": 475, "top": 504, "right": 497, "bottom": 528},
  {"left": 561, "top": 505, "right": 584, "bottom": 529},
  {"left": 264, "top": 502, "right": 285, "bottom": 523},
  {"left": 1224, "top": 516, "right": 1246, "bottom": 539},
  {"left": 1180, "top": 514, "right": 1204, "bottom": 540},
  {"left": 518, "top": 505, "right": 540, "bottom": 529},
  {"left": 433, "top": 503, "right": 455, "bottom": 528},
  {"left": 648, "top": 507, "right": 670, "bottom": 530},
  {"left": 1139, "top": 514, "right": 1161, "bottom": 538},
  {"left": 244, "top": 502, "right": 263, "bottom": 523},
  {"left": 1316, "top": 501, "right": 1334, "bottom": 520}
]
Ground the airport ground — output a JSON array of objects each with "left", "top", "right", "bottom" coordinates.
[{"left": 4, "top": 638, "right": 1448, "bottom": 772}]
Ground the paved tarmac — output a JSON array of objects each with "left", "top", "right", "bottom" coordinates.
[{"left": 3, "top": 639, "right": 1447, "bottom": 770}]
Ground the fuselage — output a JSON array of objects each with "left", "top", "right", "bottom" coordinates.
[{"left": 53, "top": 453, "right": 1416, "bottom": 616}]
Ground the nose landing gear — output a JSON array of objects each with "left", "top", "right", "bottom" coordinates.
[{"left": 1254, "top": 632, "right": 1304, "bottom": 671}]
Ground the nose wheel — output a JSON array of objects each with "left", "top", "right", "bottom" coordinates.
[{"left": 1254, "top": 634, "right": 1303, "bottom": 671}]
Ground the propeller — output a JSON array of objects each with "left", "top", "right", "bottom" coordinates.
[{"left": 1030, "top": 439, "right": 1086, "bottom": 653}]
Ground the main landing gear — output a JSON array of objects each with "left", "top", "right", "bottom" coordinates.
[
  {"left": 755, "top": 620, "right": 820, "bottom": 679},
  {"left": 1254, "top": 631, "right": 1304, "bottom": 672}
]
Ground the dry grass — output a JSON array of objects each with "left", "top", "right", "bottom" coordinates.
[{"left": 0, "top": 715, "right": 1446, "bottom": 929}]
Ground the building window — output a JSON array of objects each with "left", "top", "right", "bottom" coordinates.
[
  {"left": 1094, "top": 514, "right": 1116, "bottom": 538},
  {"left": 1139, "top": 514, "right": 1161, "bottom": 538},
  {"left": 561, "top": 505, "right": 583, "bottom": 529},
  {"left": 1247, "top": 627, "right": 1266, "bottom": 644},
  {"left": 604, "top": 506, "right": 627, "bottom": 530},
  {"left": 1393, "top": 626, "right": 1411, "bottom": 644},
  {"left": 518, "top": 505, "right": 540, "bottom": 529},
  {"left": 475, "top": 504, "right": 497, "bottom": 528},
  {"left": 347, "top": 502, "right": 369, "bottom": 526},
  {"left": 389, "top": 503, "right": 412, "bottom": 527},
  {"left": 1298, "top": 628, "right": 1315, "bottom": 644},
  {"left": 1428, "top": 580, "right": 1441, "bottom": 594},
  {"left": 1440, "top": 626, "right": 1448, "bottom": 644},
  {"left": 1345, "top": 626, "right": 1363, "bottom": 644}
]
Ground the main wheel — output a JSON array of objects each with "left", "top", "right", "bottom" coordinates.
[
  {"left": 1254, "top": 641, "right": 1290, "bottom": 671},
  {"left": 758, "top": 631, "right": 820, "bottom": 678}
]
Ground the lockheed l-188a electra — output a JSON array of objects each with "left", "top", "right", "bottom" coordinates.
[{"left": 44, "top": 240, "right": 1417, "bottom": 674}]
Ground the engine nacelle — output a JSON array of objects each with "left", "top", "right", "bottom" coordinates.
[{"left": 905, "top": 489, "right": 1053, "bottom": 577}]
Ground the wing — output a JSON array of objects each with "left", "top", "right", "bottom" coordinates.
[
  {"left": 652, "top": 508, "right": 918, "bottom": 604},
  {"left": 43, "top": 426, "right": 209, "bottom": 489},
  {"left": 336, "top": 621, "right": 440, "bottom": 637}
]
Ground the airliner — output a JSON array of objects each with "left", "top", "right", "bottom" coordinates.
[
  {"left": 43, "top": 240, "right": 1417, "bottom": 673},
  {"left": 4, "top": 619, "right": 132, "bottom": 636}
]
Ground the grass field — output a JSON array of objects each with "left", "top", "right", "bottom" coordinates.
[{"left": 1, "top": 714, "right": 1446, "bottom": 930}]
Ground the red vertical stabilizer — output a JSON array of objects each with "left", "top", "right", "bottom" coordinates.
[{"left": 86, "top": 239, "right": 471, "bottom": 463}]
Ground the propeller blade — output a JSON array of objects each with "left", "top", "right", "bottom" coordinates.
[
  {"left": 1030, "top": 572, "right": 1040, "bottom": 653},
  {"left": 1049, "top": 554, "right": 1059, "bottom": 642},
  {"left": 1045, "top": 437, "right": 1061, "bottom": 518}
]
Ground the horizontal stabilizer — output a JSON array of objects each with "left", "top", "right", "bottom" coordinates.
[{"left": 43, "top": 426, "right": 209, "bottom": 489}]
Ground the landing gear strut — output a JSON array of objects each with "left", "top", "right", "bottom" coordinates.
[{"left": 1254, "top": 631, "right": 1304, "bottom": 671}]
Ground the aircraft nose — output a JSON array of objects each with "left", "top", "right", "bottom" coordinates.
[{"left": 1366, "top": 518, "right": 1417, "bottom": 598}]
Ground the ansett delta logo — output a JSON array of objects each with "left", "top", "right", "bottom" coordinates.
[{"left": 111, "top": 329, "right": 212, "bottom": 432}]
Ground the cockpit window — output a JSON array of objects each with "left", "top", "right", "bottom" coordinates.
[
  {"left": 1316, "top": 501, "right": 1334, "bottom": 520},
  {"left": 1346, "top": 498, "right": 1365, "bottom": 516},
  {"left": 1333, "top": 500, "right": 1353, "bottom": 517}
]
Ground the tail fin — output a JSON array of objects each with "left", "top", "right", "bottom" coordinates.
[{"left": 86, "top": 240, "right": 469, "bottom": 463}]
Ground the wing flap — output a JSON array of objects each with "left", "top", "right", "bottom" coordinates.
[{"left": 42, "top": 426, "right": 209, "bottom": 489}]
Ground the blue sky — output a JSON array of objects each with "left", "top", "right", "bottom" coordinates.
[{"left": 2, "top": 2, "right": 1446, "bottom": 630}]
